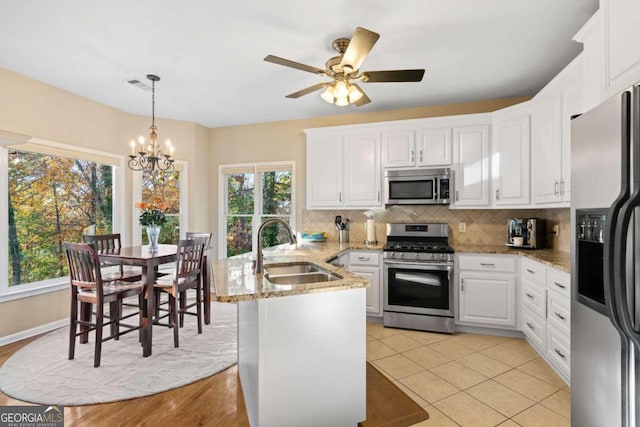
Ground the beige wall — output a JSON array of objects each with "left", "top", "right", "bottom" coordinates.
[
  {"left": 0, "top": 67, "right": 210, "bottom": 337},
  {"left": 208, "top": 97, "right": 529, "bottom": 259}
]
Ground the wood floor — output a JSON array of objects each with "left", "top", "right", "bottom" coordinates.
[{"left": 0, "top": 336, "right": 250, "bottom": 427}]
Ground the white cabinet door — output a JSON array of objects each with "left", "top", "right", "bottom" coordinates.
[
  {"left": 382, "top": 129, "right": 415, "bottom": 168},
  {"left": 459, "top": 272, "right": 516, "bottom": 327},
  {"left": 605, "top": 0, "right": 640, "bottom": 94},
  {"left": 306, "top": 134, "right": 343, "bottom": 208},
  {"left": 343, "top": 133, "right": 382, "bottom": 207},
  {"left": 415, "top": 127, "right": 452, "bottom": 166},
  {"left": 453, "top": 125, "right": 490, "bottom": 206},
  {"left": 350, "top": 266, "right": 382, "bottom": 316},
  {"left": 492, "top": 114, "right": 530, "bottom": 205},
  {"left": 532, "top": 93, "right": 563, "bottom": 204},
  {"left": 560, "top": 75, "right": 586, "bottom": 203}
]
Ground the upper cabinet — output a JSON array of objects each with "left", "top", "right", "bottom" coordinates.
[
  {"left": 452, "top": 125, "right": 490, "bottom": 207},
  {"left": 305, "top": 129, "right": 382, "bottom": 210},
  {"left": 382, "top": 127, "right": 451, "bottom": 168},
  {"left": 492, "top": 103, "right": 532, "bottom": 206},
  {"left": 603, "top": 0, "right": 640, "bottom": 96},
  {"left": 531, "top": 55, "right": 585, "bottom": 206}
]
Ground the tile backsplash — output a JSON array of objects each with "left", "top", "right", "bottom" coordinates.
[{"left": 302, "top": 206, "right": 570, "bottom": 252}]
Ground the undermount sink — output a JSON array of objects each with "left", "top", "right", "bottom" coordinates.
[{"left": 263, "top": 262, "right": 342, "bottom": 285}]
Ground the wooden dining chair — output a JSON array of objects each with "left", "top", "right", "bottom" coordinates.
[
  {"left": 153, "top": 239, "right": 207, "bottom": 347},
  {"left": 184, "top": 232, "right": 213, "bottom": 325},
  {"left": 83, "top": 233, "right": 142, "bottom": 282},
  {"left": 64, "top": 242, "right": 144, "bottom": 367}
]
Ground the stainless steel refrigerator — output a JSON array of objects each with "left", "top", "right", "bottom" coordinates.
[{"left": 571, "top": 84, "right": 640, "bottom": 426}]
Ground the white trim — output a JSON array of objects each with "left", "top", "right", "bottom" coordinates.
[
  {"left": 0, "top": 147, "right": 8, "bottom": 296},
  {"left": 0, "top": 318, "right": 67, "bottom": 346}
]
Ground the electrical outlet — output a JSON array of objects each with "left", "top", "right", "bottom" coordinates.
[
  {"left": 459, "top": 222, "right": 466, "bottom": 233},
  {"left": 553, "top": 224, "right": 559, "bottom": 235}
]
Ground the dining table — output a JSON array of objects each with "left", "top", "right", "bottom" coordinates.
[{"left": 97, "top": 244, "right": 177, "bottom": 357}]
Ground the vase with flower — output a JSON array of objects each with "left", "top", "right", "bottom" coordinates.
[{"left": 135, "top": 198, "right": 168, "bottom": 250}]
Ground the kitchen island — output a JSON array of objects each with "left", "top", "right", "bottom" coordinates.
[{"left": 212, "top": 243, "right": 376, "bottom": 427}]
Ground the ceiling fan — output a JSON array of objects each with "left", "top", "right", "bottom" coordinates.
[{"left": 264, "top": 27, "right": 425, "bottom": 107}]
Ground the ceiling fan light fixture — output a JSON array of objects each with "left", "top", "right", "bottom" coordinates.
[
  {"left": 348, "top": 85, "right": 363, "bottom": 102},
  {"left": 320, "top": 85, "right": 335, "bottom": 104},
  {"left": 334, "top": 80, "right": 349, "bottom": 99},
  {"left": 335, "top": 96, "right": 349, "bottom": 107}
]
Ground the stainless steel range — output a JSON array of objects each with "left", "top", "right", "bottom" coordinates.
[{"left": 383, "top": 223, "right": 455, "bottom": 334}]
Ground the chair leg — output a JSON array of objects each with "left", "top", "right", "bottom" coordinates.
[
  {"left": 94, "top": 304, "right": 103, "bottom": 368},
  {"left": 170, "top": 294, "right": 179, "bottom": 348},
  {"left": 179, "top": 291, "right": 186, "bottom": 327},
  {"left": 69, "top": 298, "right": 78, "bottom": 360},
  {"left": 80, "top": 302, "right": 91, "bottom": 344},
  {"left": 196, "top": 285, "right": 202, "bottom": 335},
  {"left": 154, "top": 291, "right": 161, "bottom": 319},
  {"left": 110, "top": 301, "right": 120, "bottom": 340}
]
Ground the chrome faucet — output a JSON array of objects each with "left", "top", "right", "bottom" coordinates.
[{"left": 255, "top": 218, "right": 297, "bottom": 273}]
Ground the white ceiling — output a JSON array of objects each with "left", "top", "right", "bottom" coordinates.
[{"left": 0, "top": 0, "right": 598, "bottom": 128}]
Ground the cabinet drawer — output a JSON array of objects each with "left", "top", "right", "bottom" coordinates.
[
  {"left": 522, "top": 305, "right": 546, "bottom": 352},
  {"left": 548, "top": 292, "right": 571, "bottom": 335},
  {"left": 547, "top": 268, "right": 570, "bottom": 298},
  {"left": 521, "top": 258, "right": 546, "bottom": 285},
  {"left": 348, "top": 251, "right": 380, "bottom": 266},
  {"left": 522, "top": 278, "right": 547, "bottom": 318},
  {"left": 546, "top": 324, "right": 570, "bottom": 378},
  {"left": 458, "top": 255, "right": 516, "bottom": 273}
]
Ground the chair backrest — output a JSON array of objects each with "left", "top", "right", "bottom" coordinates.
[
  {"left": 185, "top": 232, "right": 212, "bottom": 249},
  {"left": 82, "top": 233, "right": 123, "bottom": 252},
  {"left": 64, "top": 242, "right": 105, "bottom": 297},
  {"left": 174, "top": 239, "right": 207, "bottom": 284}
]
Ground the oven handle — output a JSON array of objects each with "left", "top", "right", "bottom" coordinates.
[{"left": 384, "top": 261, "right": 453, "bottom": 271}]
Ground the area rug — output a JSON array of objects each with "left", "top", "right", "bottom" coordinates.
[
  {"left": 360, "top": 362, "right": 429, "bottom": 427},
  {"left": 0, "top": 301, "right": 237, "bottom": 406}
]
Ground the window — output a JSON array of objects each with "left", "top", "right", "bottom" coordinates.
[
  {"left": 219, "top": 162, "right": 294, "bottom": 258},
  {"left": 1, "top": 139, "right": 123, "bottom": 298},
  {"left": 132, "top": 162, "right": 187, "bottom": 245}
]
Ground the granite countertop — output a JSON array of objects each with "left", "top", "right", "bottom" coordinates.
[
  {"left": 453, "top": 244, "right": 571, "bottom": 273},
  {"left": 212, "top": 242, "right": 384, "bottom": 302}
]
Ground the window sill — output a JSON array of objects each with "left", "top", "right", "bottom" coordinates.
[{"left": 0, "top": 281, "right": 68, "bottom": 303}]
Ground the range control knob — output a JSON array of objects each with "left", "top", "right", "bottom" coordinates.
[{"left": 440, "top": 253, "right": 448, "bottom": 260}]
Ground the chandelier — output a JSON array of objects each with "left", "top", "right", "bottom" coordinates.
[
  {"left": 320, "top": 78, "right": 364, "bottom": 106},
  {"left": 128, "top": 74, "right": 175, "bottom": 174}
]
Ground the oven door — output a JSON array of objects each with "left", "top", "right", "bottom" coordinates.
[{"left": 383, "top": 260, "right": 454, "bottom": 316}]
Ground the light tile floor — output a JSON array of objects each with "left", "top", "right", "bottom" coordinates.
[{"left": 366, "top": 323, "right": 570, "bottom": 427}]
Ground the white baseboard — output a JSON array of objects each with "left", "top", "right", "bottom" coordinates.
[{"left": 0, "top": 319, "right": 67, "bottom": 347}]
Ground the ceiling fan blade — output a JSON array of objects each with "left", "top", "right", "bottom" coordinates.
[
  {"left": 285, "top": 82, "right": 328, "bottom": 99},
  {"left": 363, "top": 69, "right": 425, "bottom": 83},
  {"left": 352, "top": 84, "right": 371, "bottom": 107},
  {"left": 340, "top": 27, "right": 380, "bottom": 72},
  {"left": 264, "top": 55, "right": 327, "bottom": 75}
]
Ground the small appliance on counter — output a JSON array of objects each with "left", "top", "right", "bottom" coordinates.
[{"left": 506, "top": 218, "right": 546, "bottom": 249}]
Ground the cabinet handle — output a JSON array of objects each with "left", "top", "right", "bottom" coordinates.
[
  {"left": 554, "top": 181, "right": 559, "bottom": 196},
  {"left": 335, "top": 263, "right": 345, "bottom": 268},
  {"left": 410, "top": 150, "right": 414, "bottom": 163},
  {"left": 461, "top": 278, "right": 464, "bottom": 292},
  {"left": 554, "top": 348, "right": 566, "bottom": 359},
  {"left": 525, "top": 293, "right": 534, "bottom": 299},
  {"left": 419, "top": 150, "right": 423, "bottom": 163},
  {"left": 554, "top": 312, "right": 566, "bottom": 321},
  {"left": 526, "top": 322, "right": 534, "bottom": 330},
  {"left": 339, "top": 192, "right": 342, "bottom": 203},
  {"left": 554, "top": 282, "right": 566, "bottom": 289},
  {"left": 560, "top": 179, "right": 565, "bottom": 197},
  {"left": 455, "top": 190, "right": 459, "bottom": 201},
  {"left": 377, "top": 191, "right": 380, "bottom": 202},
  {"left": 526, "top": 269, "right": 535, "bottom": 274},
  {"left": 480, "top": 263, "right": 495, "bottom": 267},
  {"left": 496, "top": 188, "right": 500, "bottom": 201},
  {"left": 358, "top": 256, "right": 370, "bottom": 261}
]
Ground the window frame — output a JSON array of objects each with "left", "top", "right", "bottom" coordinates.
[
  {"left": 0, "top": 138, "right": 126, "bottom": 302},
  {"left": 218, "top": 161, "right": 296, "bottom": 259},
  {"left": 131, "top": 160, "right": 188, "bottom": 246}
]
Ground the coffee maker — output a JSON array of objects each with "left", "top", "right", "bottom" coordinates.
[{"left": 507, "top": 218, "right": 546, "bottom": 249}]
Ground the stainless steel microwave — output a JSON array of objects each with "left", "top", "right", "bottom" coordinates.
[{"left": 384, "top": 168, "right": 451, "bottom": 206}]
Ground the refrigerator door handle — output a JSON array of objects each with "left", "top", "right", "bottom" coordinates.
[{"left": 604, "top": 89, "right": 633, "bottom": 427}]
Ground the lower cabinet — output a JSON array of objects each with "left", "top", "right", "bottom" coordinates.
[
  {"left": 331, "top": 250, "right": 383, "bottom": 317},
  {"left": 457, "top": 254, "right": 518, "bottom": 329},
  {"left": 520, "top": 257, "right": 571, "bottom": 384}
]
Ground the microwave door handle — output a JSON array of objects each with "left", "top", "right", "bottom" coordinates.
[{"left": 433, "top": 179, "right": 437, "bottom": 200}]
